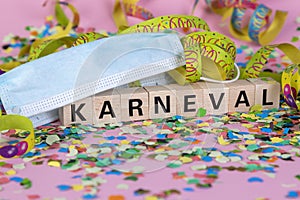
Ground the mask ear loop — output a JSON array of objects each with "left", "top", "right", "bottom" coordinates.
[{"left": 199, "top": 63, "right": 240, "bottom": 83}]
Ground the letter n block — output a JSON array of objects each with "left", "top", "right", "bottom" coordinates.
[
  {"left": 93, "top": 89, "right": 121, "bottom": 124},
  {"left": 59, "top": 97, "right": 93, "bottom": 125},
  {"left": 226, "top": 80, "right": 255, "bottom": 112},
  {"left": 168, "top": 83, "right": 203, "bottom": 117},
  {"left": 117, "top": 87, "right": 149, "bottom": 122},
  {"left": 247, "top": 77, "right": 280, "bottom": 109},
  {"left": 197, "top": 82, "right": 229, "bottom": 115},
  {"left": 144, "top": 85, "right": 176, "bottom": 119}
]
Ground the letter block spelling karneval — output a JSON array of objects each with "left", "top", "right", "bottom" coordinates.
[{"left": 59, "top": 77, "right": 281, "bottom": 125}]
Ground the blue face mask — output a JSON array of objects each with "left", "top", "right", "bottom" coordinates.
[{"left": 0, "top": 33, "right": 185, "bottom": 127}]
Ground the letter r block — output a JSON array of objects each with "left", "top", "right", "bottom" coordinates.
[
  {"left": 247, "top": 77, "right": 280, "bottom": 110},
  {"left": 197, "top": 82, "right": 229, "bottom": 115},
  {"left": 59, "top": 97, "right": 93, "bottom": 125},
  {"left": 93, "top": 89, "right": 121, "bottom": 124},
  {"left": 117, "top": 87, "right": 149, "bottom": 122},
  {"left": 144, "top": 85, "right": 176, "bottom": 119}
]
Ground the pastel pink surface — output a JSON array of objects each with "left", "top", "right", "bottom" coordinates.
[{"left": 1, "top": 1, "right": 300, "bottom": 200}]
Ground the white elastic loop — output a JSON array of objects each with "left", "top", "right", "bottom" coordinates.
[{"left": 199, "top": 63, "right": 240, "bottom": 84}]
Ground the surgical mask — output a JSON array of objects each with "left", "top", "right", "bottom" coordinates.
[{"left": 0, "top": 33, "right": 185, "bottom": 127}]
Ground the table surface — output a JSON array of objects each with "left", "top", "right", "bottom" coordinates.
[{"left": 1, "top": 1, "right": 300, "bottom": 200}]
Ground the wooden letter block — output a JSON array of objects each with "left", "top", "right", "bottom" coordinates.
[
  {"left": 93, "top": 89, "right": 120, "bottom": 124},
  {"left": 247, "top": 77, "right": 280, "bottom": 110},
  {"left": 168, "top": 83, "right": 203, "bottom": 117},
  {"left": 118, "top": 87, "right": 149, "bottom": 122},
  {"left": 144, "top": 85, "right": 176, "bottom": 119},
  {"left": 59, "top": 97, "right": 93, "bottom": 125},
  {"left": 197, "top": 81, "right": 229, "bottom": 115},
  {"left": 226, "top": 80, "right": 255, "bottom": 112}
]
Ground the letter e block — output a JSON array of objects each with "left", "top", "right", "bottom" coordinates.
[
  {"left": 144, "top": 85, "right": 176, "bottom": 119},
  {"left": 168, "top": 83, "right": 203, "bottom": 117},
  {"left": 93, "top": 89, "right": 120, "bottom": 124},
  {"left": 59, "top": 97, "right": 93, "bottom": 125},
  {"left": 247, "top": 77, "right": 280, "bottom": 109},
  {"left": 197, "top": 82, "right": 229, "bottom": 115},
  {"left": 117, "top": 87, "right": 149, "bottom": 122},
  {"left": 226, "top": 80, "right": 255, "bottom": 112}
]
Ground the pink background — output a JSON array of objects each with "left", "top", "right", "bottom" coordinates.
[{"left": 1, "top": 1, "right": 300, "bottom": 200}]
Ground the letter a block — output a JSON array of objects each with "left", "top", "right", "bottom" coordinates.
[
  {"left": 168, "top": 83, "right": 203, "bottom": 117},
  {"left": 226, "top": 80, "right": 255, "bottom": 112},
  {"left": 197, "top": 82, "right": 229, "bottom": 115},
  {"left": 59, "top": 97, "right": 93, "bottom": 125},
  {"left": 144, "top": 85, "right": 176, "bottom": 119},
  {"left": 93, "top": 89, "right": 121, "bottom": 124},
  {"left": 247, "top": 77, "right": 280, "bottom": 110},
  {"left": 117, "top": 87, "right": 149, "bottom": 122}
]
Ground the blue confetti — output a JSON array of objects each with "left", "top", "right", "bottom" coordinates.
[
  {"left": 58, "top": 147, "right": 69, "bottom": 153},
  {"left": 283, "top": 128, "right": 290, "bottom": 134},
  {"left": 111, "top": 159, "right": 122, "bottom": 165},
  {"left": 184, "top": 137, "right": 197, "bottom": 142},
  {"left": 174, "top": 115, "right": 183, "bottom": 120},
  {"left": 35, "top": 143, "right": 47, "bottom": 148},
  {"left": 196, "top": 120, "right": 203, "bottom": 124},
  {"left": 261, "top": 128, "right": 272, "bottom": 133},
  {"left": 157, "top": 134, "right": 166, "bottom": 139},
  {"left": 10, "top": 177, "right": 23, "bottom": 183},
  {"left": 105, "top": 170, "right": 122, "bottom": 176},
  {"left": 248, "top": 177, "right": 264, "bottom": 183},
  {"left": 57, "top": 185, "right": 72, "bottom": 191},
  {"left": 202, "top": 156, "right": 213, "bottom": 162},
  {"left": 256, "top": 113, "right": 268, "bottom": 118},
  {"left": 236, "top": 48, "right": 243, "bottom": 54},
  {"left": 262, "top": 148, "right": 274, "bottom": 153},
  {"left": 116, "top": 136, "right": 127, "bottom": 140},
  {"left": 183, "top": 187, "right": 195, "bottom": 192},
  {"left": 82, "top": 194, "right": 98, "bottom": 199},
  {"left": 287, "top": 191, "right": 299, "bottom": 198},
  {"left": 105, "top": 136, "right": 115, "bottom": 140},
  {"left": 264, "top": 167, "right": 276, "bottom": 173},
  {"left": 228, "top": 131, "right": 238, "bottom": 139},
  {"left": 237, "top": 132, "right": 249, "bottom": 135}
]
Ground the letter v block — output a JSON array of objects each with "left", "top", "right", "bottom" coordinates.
[
  {"left": 226, "top": 80, "right": 255, "bottom": 112},
  {"left": 93, "top": 89, "right": 121, "bottom": 124},
  {"left": 117, "top": 87, "right": 149, "bottom": 122},
  {"left": 59, "top": 97, "right": 93, "bottom": 125},
  {"left": 247, "top": 77, "right": 280, "bottom": 110},
  {"left": 144, "top": 85, "right": 176, "bottom": 119},
  {"left": 197, "top": 81, "right": 229, "bottom": 115}
]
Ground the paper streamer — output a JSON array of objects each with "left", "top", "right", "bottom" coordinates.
[
  {"left": 282, "top": 64, "right": 300, "bottom": 109},
  {"left": 0, "top": 111, "right": 35, "bottom": 159},
  {"left": 202, "top": 0, "right": 287, "bottom": 45}
]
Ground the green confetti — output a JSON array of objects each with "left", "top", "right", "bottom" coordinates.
[
  {"left": 247, "top": 144, "right": 260, "bottom": 152},
  {"left": 20, "top": 178, "right": 32, "bottom": 189},
  {"left": 295, "top": 175, "right": 300, "bottom": 181},
  {"left": 291, "top": 36, "right": 299, "bottom": 42},
  {"left": 124, "top": 176, "right": 138, "bottom": 181},
  {"left": 187, "top": 178, "right": 200, "bottom": 184},
  {"left": 196, "top": 108, "right": 207, "bottom": 117},
  {"left": 167, "top": 162, "right": 182, "bottom": 168}
]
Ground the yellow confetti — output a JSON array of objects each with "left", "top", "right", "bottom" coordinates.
[
  {"left": 217, "top": 135, "right": 230, "bottom": 145},
  {"left": 48, "top": 160, "right": 61, "bottom": 168},
  {"left": 145, "top": 196, "right": 158, "bottom": 200},
  {"left": 142, "top": 121, "right": 153, "bottom": 126},
  {"left": 245, "top": 140, "right": 257, "bottom": 145},
  {"left": 271, "top": 137, "right": 284, "bottom": 143},
  {"left": 72, "top": 184, "right": 84, "bottom": 191},
  {"left": 197, "top": 122, "right": 209, "bottom": 127},
  {"left": 72, "top": 140, "right": 82, "bottom": 145},
  {"left": 250, "top": 104, "right": 263, "bottom": 112},
  {"left": 180, "top": 156, "right": 193, "bottom": 164},
  {"left": 5, "top": 169, "right": 16, "bottom": 176},
  {"left": 121, "top": 140, "right": 130, "bottom": 145},
  {"left": 294, "top": 131, "right": 300, "bottom": 135},
  {"left": 242, "top": 124, "right": 254, "bottom": 128}
]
